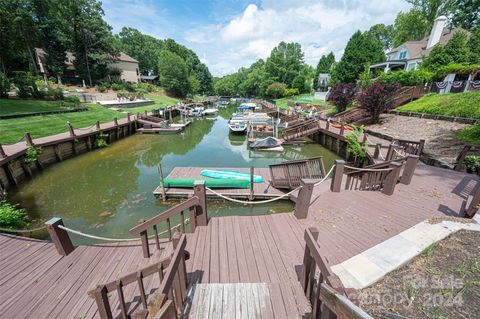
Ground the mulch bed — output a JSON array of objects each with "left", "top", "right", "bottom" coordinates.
[{"left": 357, "top": 229, "right": 480, "bottom": 319}]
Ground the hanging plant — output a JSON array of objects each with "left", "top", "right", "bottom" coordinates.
[{"left": 24, "top": 146, "right": 42, "bottom": 165}]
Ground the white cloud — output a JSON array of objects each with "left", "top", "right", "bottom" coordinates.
[{"left": 184, "top": 0, "right": 411, "bottom": 76}]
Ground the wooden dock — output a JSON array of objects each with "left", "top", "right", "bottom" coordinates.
[
  {"left": 154, "top": 167, "right": 287, "bottom": 199},
  {"left": 137, "top": 120, "right": 192, "bottom": 134}
]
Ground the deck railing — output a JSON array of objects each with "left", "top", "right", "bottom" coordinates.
[
  {"left": 130, "top": 180, "right": 207, "bottom": 258},
  {"left": 330, "top": 156, "right": 419, "bottom": 195},
  {"left": 282, "top": 119, "right": 321, "bottom": 140},
  {"left": 138, "top": 113, "right": 164, "bottom": 123},
  {"left": 269, "top": 156, "right": 326, "bottom": 189},
  {"left": 89, "top": 233, "right": 188, "bottom": 319},
  {"left": 301, "top": 227, "right": 373, "bottom": 319},
  {"left": 391, "top": 138, "right": 425, "bottom": 157}
]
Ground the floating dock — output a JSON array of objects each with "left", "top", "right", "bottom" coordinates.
[
  {"left": 137, "top": 120, "right": 192, "bottom": 134},
  {"left": 153, "top": 167, "right": 287, "bottom": 199}
]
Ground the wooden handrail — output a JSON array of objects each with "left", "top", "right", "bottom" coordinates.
[
  {"left": 270, "top": 157, "right": 326, "bottom": 189},
  {"left": 130, "top": 180, "right": 207, "bottom": 258},
  {"left": 88, "top": 233, "right": 188, "bottom": 319},
  {"left": 301, "top": 227, "right": 372, "bottom": 319}
]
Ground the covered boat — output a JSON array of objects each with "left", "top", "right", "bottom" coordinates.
[{"left": 249, "top": 137, "right": 284, "bottom": 151}]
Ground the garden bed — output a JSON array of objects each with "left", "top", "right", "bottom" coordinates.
[
  {"left": 358, "top": 229, "right": 480, "bottom": 319},
  {"left": 365, "top": 114, "right": 480, "bottom": 164}
]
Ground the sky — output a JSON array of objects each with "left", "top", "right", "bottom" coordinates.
[{"left": 102, "top": 0, "right": 412, "bottom": 77}]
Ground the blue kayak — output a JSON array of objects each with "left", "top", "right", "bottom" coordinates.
[{"left": 200, "top": 169, "right": 264, "bottom": 183}]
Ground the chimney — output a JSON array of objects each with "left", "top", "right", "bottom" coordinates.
[{"left": 427, "top": 15, "right": 448, "bottom": 49}]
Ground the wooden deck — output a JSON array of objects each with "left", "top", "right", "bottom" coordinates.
[{"left": 155, "top": 167, "right": 287, "bottom": 199}]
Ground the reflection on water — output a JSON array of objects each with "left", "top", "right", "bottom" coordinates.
[{"left": 8, "top": 107, "right": 340, "bottom": 244}]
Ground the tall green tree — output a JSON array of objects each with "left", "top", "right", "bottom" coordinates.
[
  {"left": 117, "top": 27, "right": 163, "bottom": 75},
  {"left": 445, "top": 0, "right": 480, "bottom": 30},
  {"left": 313, "top": 52, "right": 335, "bottom": 89},
  {"left": 393, "top": 9, "right": 428, "bottom": 47},
  {"left": 67, "top": 0, "right": 117, "bottom": 86},
  {"left": 332, "top": 31, "right": 385, "bottom": 84},
  {"left": 265, "top": 42, "right": 305, "bottom": 87},
  {"left": 468, "top": 26, "right": 480, "bottom": 63},
  {"left": 158, "top": 50, "right": 189, "bottom": 97},
  {"left": 369, "top": 24, "right": 395, "bottom": 50},
  {"left": 407, "top": 0, "right": 447, "bottom": 33}
]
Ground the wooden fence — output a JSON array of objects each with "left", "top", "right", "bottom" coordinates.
[
  {"left": 88, "top": 233, "right": 188, "bottom": 319},
  {"left": 301, "top": 227, "right": 373, "bottom": 319},
  {"left": 269, "top": 156, "right": 326, "bottom": 189},
  {"left": 130, "top": 180, "right": 207, "bottom": 258},
  {"left": 282, "top": 119, "right": 321, "bottom": 140}
]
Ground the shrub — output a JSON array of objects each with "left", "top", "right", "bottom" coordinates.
[
  {"left": 463, "top": 155, "right": 480, "bottom": 174},
  {"left": 111, "top": 82, "right": 125, "bottom": 91},
  {"left": 24, "top": 146, "right": 42, "bottom": 165},
  {"left": 345, "top": 124, "right": 369, "bottom": 166},
  {"left": 0, "top": 72, "right": 10, "bottom": 98},
  {"left": 13, "top": 75, "right": 38, "bottom": 98},
  {"left": 96, "top": 84, "right": 107, "bottom": 93},
  {"left": 328, "top": 83, "right": 356, "bottom": 113},
  {"left": 358, "top": 82, "right": 398, "bottom": 124},
  {"left": 63, "top": 96, "right": 81, "bottom": 108},
  {"left": 266, "top": 82, "right": 287, "bottom": 99},
  {"left": 434, "top": 63, "right": 480, "bottom": 81},
  {"left": 0, "top": 201, "right": 28, "bottom": 229},
  {"left": 284, "top": 88, "right": 300, "bottom": 97},
  {"left": 377, "top": 70, "right": 433, "bottom": 87},
  {"left": 94, "top": 133, "right": 108, "bottom": 148},
  {"left": 133, "top": 82, "right": 158, "bottom": 93}
]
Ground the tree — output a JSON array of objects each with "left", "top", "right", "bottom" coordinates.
[
  {"left": 393, "top": 9, "right": 428, "bottom": 48},
  {"left": 369, "top": 24, "right": 395, "bottom": 51},
  {"left": 265, "top": 42, "right": 305, "bottom": 87},
  {"left": 158, "top": 50, "right": 189, "bottom": 97},
  {"left": 423, "top": 31, "right": 471, "bottom": 71},
  {"left": 67, "top": 0, "right": 118, "bottom": 86},
  {"left": 265, "top": 82, "right": 286, "bottom": 99},
  {"left": 358, "top": 82, "right": 397, "bottom": 124},
  {"left": 328, "top": 83, "right": 356, "bottom": 113},
  {"left": 331, "top": 31, "right": 385, "bottom": 84},
  {"left": 468, "top": 26, "right": 480, "bottom": 63},
  {"left": 407, "top": 0, "right": 447, "bottom": 33},
  {"left": 445, "top": 0, "right": 480, "bottom": 30},
  {"left": 313, "top": 52, "right": 335, "bottom": 89},
  {"left": 193, "top": 62, "right": 213, "bottom": 95},
  {"left": 117, "top": 27, "right": 163, "bottom": 75}
]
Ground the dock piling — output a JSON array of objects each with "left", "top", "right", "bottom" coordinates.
[
  {"left": 249, "top": 166, "right": 255, "bottom": 201},
  {"left": 157, "top": 163, "right": 167, "bottom": 202},
  {"left": 45, "top": 217, "right": 75, "bottom": 256}
]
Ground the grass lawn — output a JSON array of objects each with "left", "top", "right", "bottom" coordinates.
[
  {"left": 274, "top": 94, "right": 330, "bottom": 109},
  {"left": 397, "top": 91, "right": 480, "bottom": 119},
  {"left": 116, "top": 93, "right": 180, "bottom": 114},
  {"left": 455, "top": 125, "right": 480, "bottom": 145},
  {"left": 0, "top": 104, "right": 126, "bottom": 144},
  {"left": 0, "top": 99, "right": 74, "bottom": 116}
]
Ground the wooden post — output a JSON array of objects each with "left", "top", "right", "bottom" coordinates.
[
  {"left": 301, "top": 227, "right": 319, "bottom": 291},
  {"left": 92, "top": 285, "right": 113, "bottom": 319},
  {"left": 362, "top": 133, "right": 367, "bottom": 145},
  {"left": 96, "top": 121, "right": 101, "bottom": 130},
  {"left": 193, "top": 180, "right": 207, "bottom": 226},
  {"left": 113, "top": 117, "right": 118, "bottom": 126},
  {"left": 326, "top": 121, "right": 330, "bottom": 130},
  {"left": 465, "top": 184, "right": 480, "bottom": 218},
  {"left": 249, "top": 166, "right": 255, "bottom": 201},
  {"left": 339, "top": 121, "right": 345, "bottom": 136},
  {"left": 382, "top": 162, "right": 402, "bottom": 195},
  {"left": 67, "top": 122, "right": 75, "bottom": 137},
  {"left": 138, "top": 219, "right": 150, "bottom": 258},
  {"left": 330, "top": 160, "right": 345, "bottom": 192},
  {"left": 45, "top": 217, "right": 75, "bottom": 256},
  {"left": 400, "top": 155, "right": 419, "bottom": 185},
  {"left": 157, "top": 163, "right": 167, "bottom": 202},
  {"left": 454, "top": 145, "right": 471, "bottom": 172},
  {"left": 0, "top": 144, "right": 6, "bottom": 158},
  {"left": 294, "top": 179, "right": 315, "bottom": 219},
  {"left": 373, "top": 143, "right": 382, "bottom": 159},
  {"left": 24, "top": 132, "right": 34, "bottom": 146},
  {"left": 127, "top": 113, "right": 131, "bottom": 122},
  {"left": 144, "top": 110, "right": 148, "bottom": 116}
]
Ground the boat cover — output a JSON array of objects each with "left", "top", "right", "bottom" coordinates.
[{"left": 250, "top": 137, "right": 282, "bottom": 149}]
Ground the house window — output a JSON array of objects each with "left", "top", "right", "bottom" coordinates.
[
  {"left": 399, "top": 51, "right": 407, "bottom": 59},
  {"left": 407, "top": 62, "right": 417, "bottom": 71}
]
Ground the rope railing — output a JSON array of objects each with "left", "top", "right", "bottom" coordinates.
[
  {"left": 344, "top": 165, "right": 394, "bottom": 172},
  {"left": 365, "top": 135, "right": 387, "bottom": 160},
  {"left": 205, "top": 164, "right": 337, "bottom": 205},
  {"left": 57, "top": 218, "right": 190, "bottom": 242}
]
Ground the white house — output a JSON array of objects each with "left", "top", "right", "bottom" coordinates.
[
  {"left": 35, "top": 48, "right": 141, "bottom": 84},
  {"left": 370, "top": 16, "right": 465, "bottom": 73}
]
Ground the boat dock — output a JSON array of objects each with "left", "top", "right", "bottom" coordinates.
[
  {"left": 137, "top": 120, "right": 192, "bottom": 134},
  {"left": 153, "top": 167, "right": 287, "bottom": 199}
]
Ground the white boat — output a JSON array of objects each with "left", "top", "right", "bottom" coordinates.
[
  {"left": 201, "top": 108, "right": 218, "bottom": 116},
  {"left": 256, "top": 146, "right": 284, "bottom": 152},
  {"left": 228, "top": 112, "right": 272, "bottom": 133},
  {"left": 190, "top": 106, "right": 204, "bottom": 117},
  {"left": 228, "top": 120, "right": 248, "bottom": 133}
]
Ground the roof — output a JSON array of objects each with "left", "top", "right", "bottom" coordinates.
[
  {"left": 388, "top": 28, "right": 468, "bottom": 59},
  {"left": 34, "top": 48, "right": 138, "bottom": 65}
]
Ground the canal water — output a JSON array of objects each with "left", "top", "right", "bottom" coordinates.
[{"left": 8, "top": 107, "right": 339, "bottom": 244}]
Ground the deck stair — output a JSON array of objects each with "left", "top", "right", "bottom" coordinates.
[
  {"left": 269, "top": 156, "right": 326, "bottom": 189},
  {"left": 333, "top": 107, "right": 368, "bottom": 124}
]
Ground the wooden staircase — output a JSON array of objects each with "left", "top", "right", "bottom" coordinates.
[
  {"left": 281, "top": 119, "right": 322, "bottom": 141},
  {"left": 269, "top": 156, "right": 326, "bottom": 189},
  {"left": 333, "top": 107, "right": 368, "bottom": 124}
]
